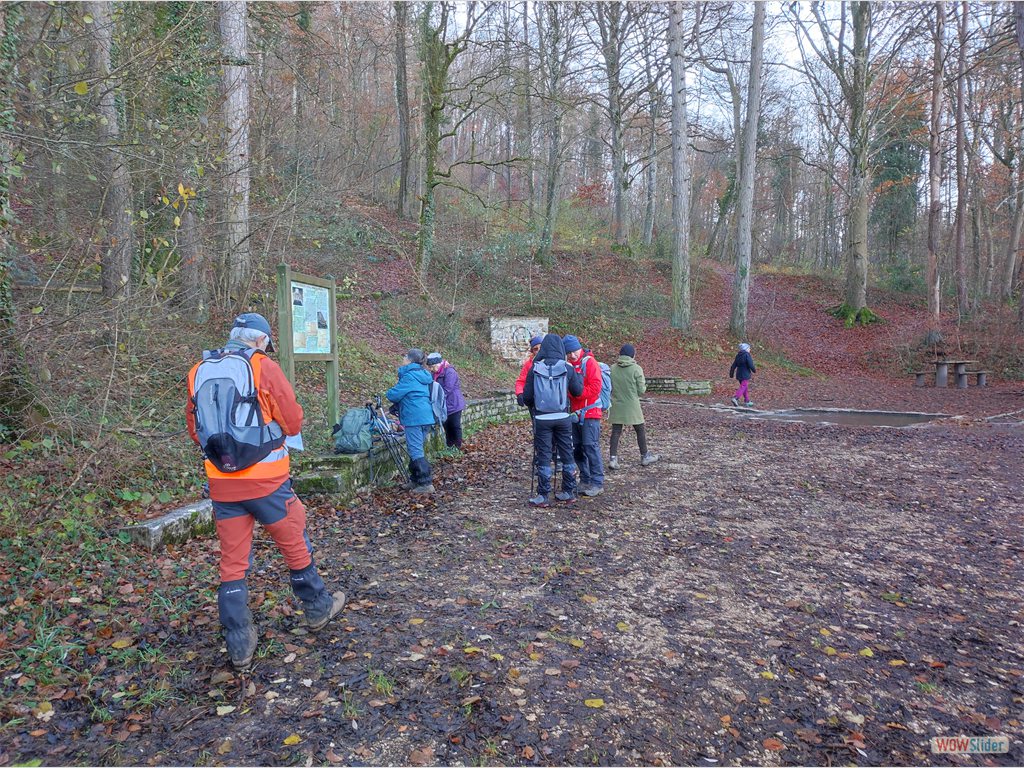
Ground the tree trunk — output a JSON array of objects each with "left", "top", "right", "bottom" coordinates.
[
  {"left": 394, "top": 1, "right": 412, "bottom": 219},
  {"left": 537, "top": 4, "right": 564, "bottom": 263},
  {"left": 597, "top": 4, "right": 628, "bottom": 246},
  {"left": 927, "top": 1, "right": 944, "bottom": 325},
  {"left": 953, "top": 0, "right": 969, "bottom": 315},
  {"left": 729, "top": 1, "right": 765, "bottom": 340},
  {"left": 1011, "top": 2, "right": 1024, "bottom": 310},
  {"left": 844, "top": 1, "right": 871, "bottom": 313},
  {"left": 0, "top": 3, "right": 37, "bottom": 435},
  {"left": 219, "top": 0, "right": 251, "bottom": 303},
  {"left": 520, "top": 2, "right": 534, "bottom": 224},
  {"left": 668, "top": 3, "right": 691, "bottom": 331},
  {"left": 88, "top": 0, "right": 135, "bottom": 300},
  {"left": 641, "top": 43, "right": 659, "bottom": 247}
]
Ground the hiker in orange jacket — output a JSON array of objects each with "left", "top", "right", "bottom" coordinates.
[{"left": 186, "top": 313, "right": 344, "bottom": 671}]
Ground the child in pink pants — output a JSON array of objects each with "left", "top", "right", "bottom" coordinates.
[{"left": 729, "top": 342, "right": 756, "bottom": 407}]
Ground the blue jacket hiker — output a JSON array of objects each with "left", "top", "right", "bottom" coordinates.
[
  {"left": 729, "top": 343, "right": 756, "bottom": 407},
  {"left": 386, "top": 349, "right": 435, "bottom": 493},
  {"left": 523, "top": 333, "right": 583, "bottom": 507}
]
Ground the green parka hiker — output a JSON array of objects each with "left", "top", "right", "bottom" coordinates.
[{"left": 608, "top": 344, "right": 659, "bottom": 470}]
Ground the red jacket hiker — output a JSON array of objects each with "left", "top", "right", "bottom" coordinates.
[{"left": 569, "top": 350, "right": 603, "bottom": 420}]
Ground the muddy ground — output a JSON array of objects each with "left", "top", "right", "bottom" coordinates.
[{"left": 4, "top": 401, "right": 1024, "bottom": 766}]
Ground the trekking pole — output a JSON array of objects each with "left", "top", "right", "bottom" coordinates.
[{"left": 530, "top": 440, "right": 536, "bottom": 497}]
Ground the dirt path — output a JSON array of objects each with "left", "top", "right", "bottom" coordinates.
[{"left": 24, "top": 404, "right": 1021, "bottom": 766}]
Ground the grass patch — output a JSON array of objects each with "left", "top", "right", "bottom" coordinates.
[{"left": 756, "top": 347, "right": 820, "bottom": 378}]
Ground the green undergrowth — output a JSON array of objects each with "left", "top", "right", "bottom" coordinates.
[
  {"left": 754, "top": 347, "right": 821, "bottom": 378},
  {"left": 830, "top": 303, "right": 882, "bottom": 328}
]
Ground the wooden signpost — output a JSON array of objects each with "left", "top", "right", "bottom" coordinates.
[{"left": 276, "top": 263, "right": 340, "bottom": 428}]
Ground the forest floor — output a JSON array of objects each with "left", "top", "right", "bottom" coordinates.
[
  {"left": 4, "top": 215, "right": 1024, "bottom": 765},
  {"left": 3, "top": 403, "right": 1022, "bottom": 766}
]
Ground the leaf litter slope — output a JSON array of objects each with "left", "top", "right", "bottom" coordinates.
[{"left": 4, "top": 404, "right": 1022, "bottom": 766}]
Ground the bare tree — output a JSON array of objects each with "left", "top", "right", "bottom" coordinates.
[
  {"left": 730, "top": 1, "right": 766, "bottom": 339},
  {"left": 669, "top": 2, "right": 692, "bottom": 331},
  {"left": 395, "top": 1, "right": 413, "bottom": 219},
  {"left": 927, "top": 2, "right": 944, "bottom": 326},
  {"left": 950, "top": 0, "right": 968, "bottom": 317},
  {"left": 88, "top": 0, "right": 136, "bottom": 300},
  {"left": 219, "top": 0, "right": 252, "bottom": 302}
]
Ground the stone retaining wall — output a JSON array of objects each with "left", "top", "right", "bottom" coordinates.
[
  {"left": 645, "top": 377, "right": 713, "bottom": 396},
  {"left": 124, "top": 392, "right": 525, "bottom": 551}
]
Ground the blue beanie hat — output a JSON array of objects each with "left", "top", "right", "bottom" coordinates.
[
  {"left": 529, "top": 335, "right": 544, "bottom": 348},
  {"left": 562, "top": 335, "right": 582, "bottom": 354},
  {"left": 620, "top": 343, "right": 636, "bottom": 358}
]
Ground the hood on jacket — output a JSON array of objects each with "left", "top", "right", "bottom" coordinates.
[
  {"left": 615, "top": 355, "right": 637, "bottom": 367},
  {"left": 398, "top": 362, "right": 433, "bottom": 383},
  {"left": 536, "top": 333, "right": 566, "bottom": 363}
]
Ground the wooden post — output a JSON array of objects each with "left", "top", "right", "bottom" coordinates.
[
  {"left": 325, "top": 275, "right": 339, "bottom": 428},
  {"left": 276, "top": 263, "right": 295, "bottom": 383}
]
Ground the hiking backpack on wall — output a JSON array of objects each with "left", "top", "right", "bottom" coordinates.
[
  {"left": 333, "top": 406, "right": 373, "bottom": 454},
  {"left": 190, "top": 348, "right": 284, "bottom": 473},
  {"left": 532, "top": 359, "right": 570, "bottom": 415},
  {"left": 429, "top": 380, "right": 448, "bottom": 426},
  {"left": 580, "top": 357, "right": 613, "bottom": 413}
]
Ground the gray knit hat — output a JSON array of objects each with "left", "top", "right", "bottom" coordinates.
[{"left": 405, "top": 348, "right": 424, "bottom": 364}]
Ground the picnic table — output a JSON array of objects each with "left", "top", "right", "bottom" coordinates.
[{"left": 932, "top": 359, "right": 978, "bottom": 389}]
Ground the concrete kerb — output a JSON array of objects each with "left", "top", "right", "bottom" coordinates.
[{"left": 122, "top": 392, "right": 525, "bottom": 552}]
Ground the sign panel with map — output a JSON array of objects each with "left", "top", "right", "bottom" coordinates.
[{"left": 290, "top": 281, "right": 332, "bottom": 355}]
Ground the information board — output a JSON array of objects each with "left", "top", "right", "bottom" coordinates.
[
  {"left": 291, "top": 281, "right": 332, "bottom": 355},
  {"left": 276, "top": 264, "right": 340, "bottom": 428}
]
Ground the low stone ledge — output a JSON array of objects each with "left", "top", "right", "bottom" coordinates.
[
  {"left": 125, "top": 392, "right": 523, "bottom": 551},
  {"left": 646, "top": 377, "right": 713, "bottom": 396},
  {"left": 124, "top": 500, "right": 214, "bottom": 552}
]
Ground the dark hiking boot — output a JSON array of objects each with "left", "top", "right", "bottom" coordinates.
[
  {"left": 528, "top": 494, "right": 550, "bottom": 508},
  {"left": 306, "top": 591, "right": 347, "bottom": 631},
  {"left": 608, "top": 456, "right": 620, "bottom": 470},
  {"left": 554, "top": 490, "right": 577, "bottom": 503},
  {"left": 641, "top": 453, "right": 660, "bottom": 467},
  {"left": 227, "top": 624, "right": 258, "bottom": 672}
]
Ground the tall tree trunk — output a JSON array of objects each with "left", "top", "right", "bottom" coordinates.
[
  {"left": 0, "top": 2, "right": 37, "bottom": 435},
  {"left": 641, "top": 45, "right": 659, "bottom": 248},
  {"left": 520, "top": 2, "right": 534, "bottom": 224},
  {"left": 927, "top": 1, "right": 944, "bottom": 326},
  {"left": 1017, "top": 2, "right": 1024, "bottom": 325},
  {"left": 88, "top": 0, "right": 135, "bottom": 300},
  {"left": 730, "top": 1, "right": 765, "bottom": 339},
  {"left": 537, "top": 4, "right": 564, "bottom": 263},
  {"left": 597, "top": 4, "right": 628, "bottom": 246},
  {"left": 394, "top": 1, "right": 412, "bottom": 219},
  {"left": 953, "top": 0, "right": 969, "bottom": 315},
  {"left": 219, "top": 0, "right": 251, "bottom": 303},
  {"left": 668, "top": 3, "right": 691, "bottom": 331},
  {"left": 845, "top": 1, "right": 871, "bottom": 313}
]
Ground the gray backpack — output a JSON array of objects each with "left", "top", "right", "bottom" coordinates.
[
  {"left": 429, "top": 380, "right": 448, "bottom": 426},
  {"left": 532, "top": 359, "right": 570, "bottom": 415},
  {"left": 190, "top": 348, "right": 284, "bottom": 473}
]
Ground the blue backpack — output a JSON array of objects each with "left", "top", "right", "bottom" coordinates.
[{"left": 580, "top": 357, "right": 612, "bottom": 415}]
